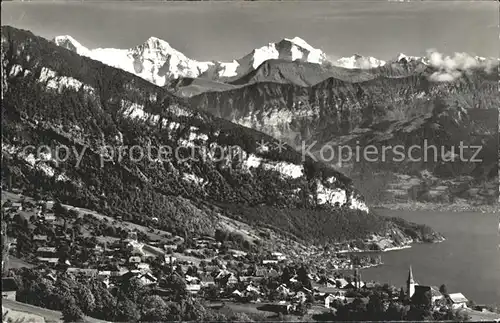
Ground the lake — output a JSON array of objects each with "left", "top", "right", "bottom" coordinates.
[{"left": 360, "top": 209, "right": 500, "bottom": 307}]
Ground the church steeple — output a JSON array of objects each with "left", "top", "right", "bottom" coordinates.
[
  {"left": 407, "top": 265, "right": 414, "bottom": 283},
  {"left": 407, "top": 265, "right": 415, "bottom": 298}
]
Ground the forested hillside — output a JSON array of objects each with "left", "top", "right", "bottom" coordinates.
[{"left": 1, "top": 26, "right": 443, "bottom": 247}]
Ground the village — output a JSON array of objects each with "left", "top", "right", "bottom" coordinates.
[{"left": 2, "top": 192, "right": 498, "bottom": 321}]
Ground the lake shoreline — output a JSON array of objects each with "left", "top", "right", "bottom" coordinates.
[{"left": 361, "top": 209, "right": 500, "bottom": 308}]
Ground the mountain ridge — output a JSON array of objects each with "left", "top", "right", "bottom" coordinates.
[{"left": 189, "top": 56, "right": 499, "bottom": 207}]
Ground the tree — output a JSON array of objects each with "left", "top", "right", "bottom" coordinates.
[
  {"left": 181, "top": 298, "right": 208, "bottom": 321},
  {"left": 439, "top": 284, "right": 448, "bottom": 295},
  {"left": 140, "top": 295, "right": 170, "bottom": 321},
  {"left": 408, "top": 290, "right": 433, "bottom": 321},
  {"left": 295, "top": 302, "right": 309, "bottom": 317},
  {"left": 53, "top": 201, "right": 66, "bottom": 217},
  {"left": 229, "top": 312, "right": 253, "bottom": 322},
  {"left": 119, "top": 277, "right": 143, "bottom": 304},
  {"left": 386, "top": 302, "right": 405, "bottom": 321},
  {"left": 297, "top": 265, "right": 312, "bottom": 289},
  {"left": 87, "top": 279, "right": 116, "bottom": 320},
  {"left": 399, "top": 287, "right": 407, "bottom": 302},
  {"left": 62, "top": 299, "right": 84, "bottom": 322},
  {"left": 115, "top": 296, "right": 140, "bottom": 322},
  {"left": 67, "top": 209, "right": 79, "bottom": 218},
  {"left": 164, "top": 273, "right": 188, "bottom": 301},
  {"left": 74, "top": 282, "right": 95, "bottom": 315},
  {"left": 367, "top": 292, "right": 386, "bottom": 320}
]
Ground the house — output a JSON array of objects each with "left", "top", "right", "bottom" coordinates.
[
  {"left": 245, "top": 283, "right": 261, "bottom": 295},
  {"left": 36, "top": 247, "right": 58, "bottom": 263},
  {"left": 128, "top": 256, "right": 142, "bottom": 264},
  {"left": 276, "top": 284, "right": 291, "bottom": 297},
  {"left": 239, "top": 276, "right": 252, "bottom": 283},
  {"left": 66, "top": 268, "right": 98, "bottom": 278},
  {"left": 200, "top": 275, "right": 215, "bottom": 287},
  {"left": 120, "top": 271, "right": 140, "bottom": 282},
  {"left": 255, "top": 268, "right": 268, "bottom": 277},
  {"left": 164, "top": 255, "right": 176, "bottom": 264},
  {"left": 230, "top": 250, "right": 247, "bottom": 258},
  {"left": 45, "top": 273, "right": 57, "bottom": 283},
  {"left": 127, "top": 231, "right": 138, "bottom": 242},
  {"left": 316, "top": 286, "right": 344, "bottom": 296},
  {"left": 412, "top": 285, "right": 444, "bottom": 305},
  {"left": 335, "top": 278, "right": 349, "bottom": 289},
  {"left": 33, "top": 235, "right": 49, "bottom": 244},
  {"left": 232, "top": 289, "right": 244, "bottom": 299},
  {"left": 307, "top": 273, "right": 318, "bottom": 281},
  {"left": 186, "top": 283, "right": 201, "bottom": 294},
  {"left": 360, "top": 281, "right": 375, "bottom": 289},
  {"left": 429, "top": 286, "right": 444, "bottom": 303},
  {"left": 318, "top": 277, "right": 336, "bottom": 287},
  {"left": 138, "top": 273, "right": 158, "bottom": 286},
  {"left": 294, "top": 291, "right": 307, "bottom": 303},
  {"left": 185, "top": 275, "right": 200, "bottom": 284},
  {"left": 11, "top": 202, "right": 23, "bottom": 211},
  {"left": 2, "top": 277, "right": 18, "bottom": 300},
  {"left": 271, "top": 252, "right": 286, "bottom": 261},
  {"left": 447, "top": 293, "right": 468, "bottom": 309},
  {"left": 345, "top": 281, "right": 365, "bottom": 289},
  {"left": 164, "top": 244, "right": 178, "bottom": 252},
  {"left": 324, "top": 294, "right": 338, "bottom": 308},
  {"left": 218, "top": 273, "right": 238, "bottom": 287},
  {"left": 137, "top": 263, "right": 151, "bottom": 273},
  {"left": 215, "top": 270, "right": 234, "bottom": 281},
  {"left": 98, "top": 271, "right": 111, "bottom": 278},
  {"left": 43, "top": 214, "right": 56, "bottom": 222},
  {"left": 36, "top": 246, "right": 57, "bottom": 255}
]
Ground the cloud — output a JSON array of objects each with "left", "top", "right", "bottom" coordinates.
[
  {"left": 427, "top": 49, "right": 480, "bottom": 70},
  {"left": 425, "top": 49, "right": 498, "bottom": 82},
  {"left": 428, "top": 70, "right": 462, "bottom": 82}
]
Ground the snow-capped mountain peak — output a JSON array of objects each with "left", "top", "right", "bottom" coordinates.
[
  {"left": 282, "top": 36, "right": 315, "bottom": 51},
  {"left": 134, "top": 36, "right": 185, "bottom": 58},
  {"left": 239, "top": 37, "right": 326, "bottom": 72},
  {"left": 334, "top": 54, "right": 386, "bottom": 69},
  {"left": 53, "top": 35, "right": 90, "bottom": 56},
  {"left": 394, "top": 52, "right": 428, "bottom": 65}
]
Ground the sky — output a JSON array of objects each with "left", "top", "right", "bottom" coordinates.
[{"left": 1, "top": 1, "right": 499, "bottom": 61}]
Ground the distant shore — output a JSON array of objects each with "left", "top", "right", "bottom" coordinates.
[
  {"left": 372, "top": 202, "right": 499, "bottom": 214},
  {"left": 336, "top": 244, "right": 412, "bottom": 255}
]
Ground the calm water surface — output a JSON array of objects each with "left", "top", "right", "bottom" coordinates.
[{"left": 361, "top": 209, "right": 500, "bottom": 306}]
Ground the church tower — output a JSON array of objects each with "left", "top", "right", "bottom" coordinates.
[{"left": 407, "top": 265, "right": 415, "bottom": 298}]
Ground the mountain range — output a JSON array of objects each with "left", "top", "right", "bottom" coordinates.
[
  {"left": 53, "top": 33, "right": 499, "bottom": 209},
  {"left": 2, "top": 26, "right": 446, "bottom": 252},
  {"left": 52, "top": 34, "right": 450, "bottom": 89},
  {"left": 52, "top": 33, "right": 499, "bottom": 208}
]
